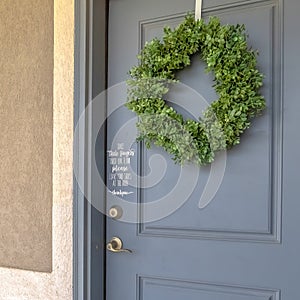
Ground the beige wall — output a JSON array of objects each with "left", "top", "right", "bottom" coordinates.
[
  {"left": 0, "top": 0, "right": 53, "bottom": 271},
  {"left": 0, "top": 0, "right": 74, "bottom": 298}
]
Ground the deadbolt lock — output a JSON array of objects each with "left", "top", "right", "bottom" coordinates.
[{"left": 108, "top": 205, "right": 123, "bottom": 219}]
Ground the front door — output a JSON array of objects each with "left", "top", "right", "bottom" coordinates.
[{"left": 106, "top": 0, "right": 300, "bottom": 299}]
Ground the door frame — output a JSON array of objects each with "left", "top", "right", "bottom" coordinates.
[{"left": 74, "top": 0, "right": 108, "bottom": 299}]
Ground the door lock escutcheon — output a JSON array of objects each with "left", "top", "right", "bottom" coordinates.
[{"left": 108, "top": 205, "right": 123, "bottom": 219}]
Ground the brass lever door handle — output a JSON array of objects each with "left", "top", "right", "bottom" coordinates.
[{"left": 106, "top": 237, "right": 132, "bottom": 253}]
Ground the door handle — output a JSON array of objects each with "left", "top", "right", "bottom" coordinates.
[{"left": 106, "top": 237, "right": 132, "bottom": 253}]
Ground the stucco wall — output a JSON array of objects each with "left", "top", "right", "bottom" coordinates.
[
  {"left": 0, "top": 0, "right": 74, "bottom": 298},
  {"left": 0, "top": 0, "right": 53, "bottom": 271}
]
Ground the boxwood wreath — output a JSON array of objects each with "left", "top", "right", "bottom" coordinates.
[{"left": 126, "top": 15, "right": 265, "bottom": 165}]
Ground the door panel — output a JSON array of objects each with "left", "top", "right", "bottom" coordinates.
[
  {"left": 138, "top": 2, "right": 281, "bottom": 242},
  {"left": 106, "top": 0, "right": 300, "bottom": 299},
  {"left": 138, "top": 276, "right": 279, "bottom": 300}
]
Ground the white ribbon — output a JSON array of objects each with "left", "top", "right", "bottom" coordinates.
[{"left": 195, "top": 0, "right": 202, "bottom": 20}]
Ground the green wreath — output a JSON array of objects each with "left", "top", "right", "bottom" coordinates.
[{"left": 126, "top": 15, "right": 265, "bottom": 165}]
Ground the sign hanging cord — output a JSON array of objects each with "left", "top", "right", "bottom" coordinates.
[{"left": 195, "top": 0, "right": 202, "bottom": 20}]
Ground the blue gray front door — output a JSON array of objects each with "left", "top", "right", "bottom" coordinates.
[{"left": 106, "top": 0, "right": 300, "bottom": 299}]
